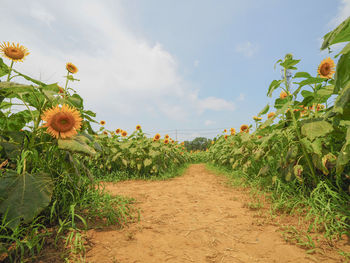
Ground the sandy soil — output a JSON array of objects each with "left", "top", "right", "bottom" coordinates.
[{"left": 85, "top": 164, "right": 349, "bottom": 263}]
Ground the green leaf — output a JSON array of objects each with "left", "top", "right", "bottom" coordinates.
[
  {"left": 280, "top": 59, "right": 300, "bottom": 69},
  {"left": 12, "top": 69, "right": 46, "bottom": 86},
  {"left": 0, "top": 170, "right": 53, "bottom": 229},
  {"left": 143, "top": 158, "right": 152, "bottom": 167},
  {"left": 333, "top": 81, "right": 350, "bottom": 114},
  {"left": 122, "top": 159, "right": 128, "bottom": 167},
  {"left": 0, "top": 58, "right": 9, "bottom": 77},
  {"left": 334, "top": 52, "right": 350, "bottom": 93},
  {"left": 258, "top": 104, "right": 269, "bottom": 116},
  {"left": 301, "top": 120, "right": 334, "bottom": 141},
  {"left": 58, "top": 135, "right": 96, "bottom": 156},
  {"left": 294, "top": 77, "right": 325, "bottom": 88},
  {"left": 267, "top": 80, "right": 282, "bottom": 97},
  {"left": 321, "top": 17, "right": 350, "bottom": 50},
  {"left": 67, "top": 94, "right": 83, "bottom": 109},
  {"left": 335, "top": 42, "right": 350, "bottom": 57},
  {"left": 336, "top": 127, "right": 350, "bottom": 175},
  {"left": 293, "top": 72, "right": 311, "bottom": 78}
]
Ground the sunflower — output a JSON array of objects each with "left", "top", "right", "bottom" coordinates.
[
  {"left": 230, "top": 128, "right": 236, "bottom": 135},
  {"left": 121, "top": 130, "right": 128, "bottom": 137},
  {"left": 154, "top": 133, "right": 161, "bottom": 140},
  {"left": 211, "top": 141, "right": 214, "bottom": 145},
  {"left": 66, "top": 62, "right": 78, "bottom": 74},
  {"left": 280, "top": 91, "right": 288, "bottom": 99},
  {"left": 0, "top": 42, "right": 30, "bottom": 62},
  {"left": 224, "top": 129, "right": 227, "bottom": 133},
  {"left": 103, "top": 131, "right": 108, "bottom": 135},
  {"left": 136, "top": 124, "right": 141, "bottom": 130},
  {"left": 100, "top": 120, "right": 106, "bottom": 125},
  {"left": 267, "top": 112, "right": 276, "bottom": 119},
  {"left": 240, "top": 124, "right": 249, "bottom": 133},
  {"left": 317, "top": 58, "right": 335, "bottom": 79},
  {"left": 164, "top": 139, "right": 169, "bottom": 144},
  {"left": 224, "top": 135, "right": 228, "bottom": 139},
  {"left": 253, "top": 116, "right": 262, "bottom": 121},
  {"left": 58, "top": 85, "right": 64, "bottom": 94},
  {"left": 165, "top": 134, "right": 169, "bottom": 139},
  {"left": 41, "top": 104, "right": 82, "bottom": 139},
  {"left": 115, "top": 128, "right": 121, "bottom": 134}
]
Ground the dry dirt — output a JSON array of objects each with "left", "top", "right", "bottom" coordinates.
[{"left": 85, "top": 164, "right": 350, "bottom": 263}]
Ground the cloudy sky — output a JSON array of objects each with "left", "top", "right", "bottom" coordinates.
[{"left": 0, "top": 0, "right": 349, "bottom": 141}]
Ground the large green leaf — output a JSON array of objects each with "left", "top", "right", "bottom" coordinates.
[
  {"left": 336, "top": 127, "right": 350, "bottom": 175},
  {"left": 301, "top": 120, "right": 333, "bottom": 141},
  {"left": 321, "top": 17, "right": 350, "bottom": 50},
  {"left": 0, "top": 170, "right": 53, "bottom": 229},
  {"left": 58, "top": 135, "right": 96, "bottom": 156},
  {"left": 333, "top": 81, "right": 350, "bottom": 114},
  {"left": 334, "top": 52, "right": 350, "bottom": 93}
]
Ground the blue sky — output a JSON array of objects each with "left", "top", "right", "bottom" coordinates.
[{"left": 0, "top": 0, "right": 349, "bottom": 141}]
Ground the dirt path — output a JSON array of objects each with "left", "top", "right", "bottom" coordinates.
[{"left": 86, "top": 164, "right": 348, "bottom": 263}]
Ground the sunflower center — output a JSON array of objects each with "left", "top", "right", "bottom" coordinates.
[
  {"left": 320, "top": 63, "right": 330, "bottom": 76},
  {"left": 5, "top": 48, "right": 25, "bottom": 60},
  {"left": 51, "top": 112, "right": 75, "bottom": 132}
]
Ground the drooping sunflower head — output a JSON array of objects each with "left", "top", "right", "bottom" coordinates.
[
  {"left": 317, "top": 58, "right": 335, "bottom": 79},
  {"left": 230, "top": 128, "right": 236, "bottom": 135},
  {"left": 267, "top": 112, "right": 276, "bottom": 119},
  {"left": 136, "top": 124, "right": 141, "bottom": 130},
  {"left": 165, "top": 134, "right": 169, "bottom": 139},
  {"left": 164, "top": 139, "right": 169, "bottom": 144},
  {"left": 121, "top": 130, "right": 128, "bottom": 137},
  {"left": 115, "top": 128, "right": 121, "bottom": 134},
  {"left": 154, "top": 133, "right": 161, "bottom": 140},
  {"left": 0, "top": 42, "right": 30, "bottom": 62},
  {"left": 103, "top": 131, "right": 108, "bottom": 135},
  {"left": 280, "top": 91, "right": 288, "bottom": 99},
  {"left": 240, "top": 124, "right": 249, "bottom": 133},
  {"left": 41, "top": 104, "right": 82, "bottom": 139},
  {"left": 100, "top": 120, "right": 106, "bottom": 125},
  {"left": 66, "top": 62, "right": 78, "bottom": 74},
  {"left": 253, "top": 116, "right": 262, "bottom": 121}
]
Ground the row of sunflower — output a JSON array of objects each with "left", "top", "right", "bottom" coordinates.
[
  {"left": 0, "top": 42, "right": 189, "bottom": 260},
  {"left": 204, "top": 18, "right": 350, "bottom": 236}
]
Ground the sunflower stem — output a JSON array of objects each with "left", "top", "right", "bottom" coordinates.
[
  {"left": 6, "top": 61, "right": 14, "bottom": 82},
  {"left": 64, "top": 71, "right": 70, "bottom": 99}
]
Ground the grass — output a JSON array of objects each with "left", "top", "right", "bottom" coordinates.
[{"left": 95, "top": 163, "right": 190, "bottom": 183}]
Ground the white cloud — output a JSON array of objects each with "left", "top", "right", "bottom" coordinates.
[
  {"left": 235, "top": 41, "right": 259, "bottom": 57},
  {"left": 238, "top": 93, "right": 245, "bottom": 101},
  {"left": 30, "top": 4, "right": 55, "bottom": 26},
  {"left": 0, "top": 0, "right": 235, "bottom": 131},
  {"left": 194, "top": 59, "right": 200, "bottom": 67},
  {"left": 328, "top": 0, "right": 350, "bottom": 28},
  {"left": 204, "top": 120, "right": 215, "bottom": 126}
]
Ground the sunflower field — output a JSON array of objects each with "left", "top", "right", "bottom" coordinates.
[
  {"left": 206, "top": 18, "right": 350, "bottom": 239},
  {"left": 1, "top": 12, "right": 350, "bottom": 263}
]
